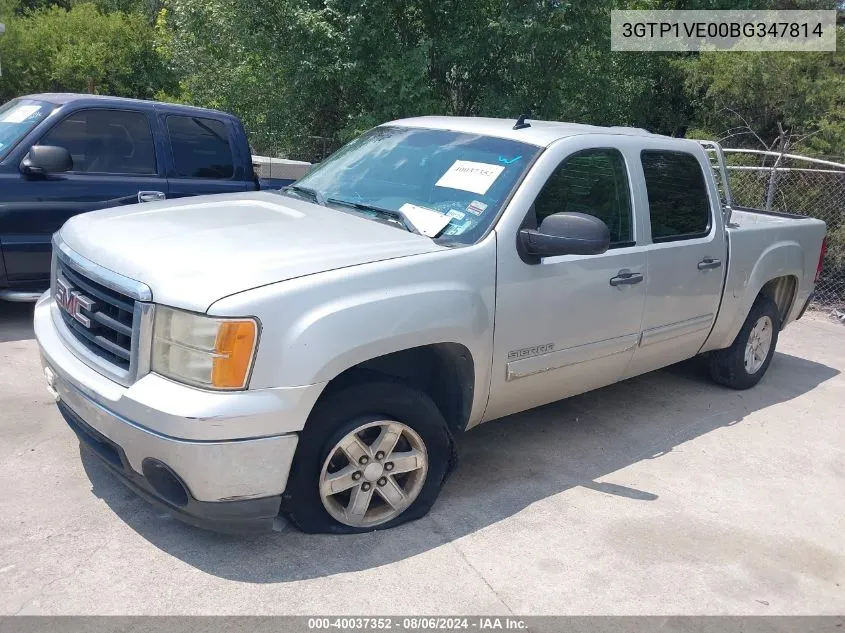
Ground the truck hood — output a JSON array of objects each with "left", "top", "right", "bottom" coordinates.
[{"left": 60, "top": 191, "right": 445, "bottom": 312}]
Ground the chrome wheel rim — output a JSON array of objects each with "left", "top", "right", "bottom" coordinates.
[
  {"left": 744, "top": 315, "right": 773, "bottom": 374},
  {"left": 319, "top": 420, "right": 428, "bottom": 528}
]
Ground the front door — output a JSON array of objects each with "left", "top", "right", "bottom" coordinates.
[
  {"left": 485, "top": 141, "right": 648, "bottom": 422},
  {"left": 0, "top": 108, "right": 165, "bottom": 285}
]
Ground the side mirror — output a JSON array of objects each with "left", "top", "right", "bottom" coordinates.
[
  {"left": 519, "top": 212, "right": 610, "bottom": 260},
  {"left": 20, "top": 145, "right": 73, "bottom": 176}
]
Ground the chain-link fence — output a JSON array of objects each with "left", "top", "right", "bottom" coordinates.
[{"left": 722, "top": 149, "right": 845, "bottom": 314}]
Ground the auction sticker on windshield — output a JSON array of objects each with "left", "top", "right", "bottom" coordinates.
[{"left": 435, "top": 160, "right": 505, "bottom": 195}]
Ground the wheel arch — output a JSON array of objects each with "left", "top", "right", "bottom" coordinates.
[
  {"left": 758, "top": 275, "right": 798, "bottom": 328},
  {"left": 312, "top": 343, "right": 476, "bottom": 438}
]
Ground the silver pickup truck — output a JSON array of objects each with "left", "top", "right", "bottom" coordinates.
[{"left": 34, "top": 116, "right": 827, "bottom": 534}]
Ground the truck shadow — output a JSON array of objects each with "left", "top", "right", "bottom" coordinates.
[
  {"left": 0, "top": 302, "right": 35, "bottom": 343},
  {"left": 81, "top": 350, "right": 838, "bottom": 584}
]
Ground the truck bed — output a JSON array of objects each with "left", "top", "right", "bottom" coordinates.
[{"left": 702, "top": 206, "right": 826, "bottom": 353}]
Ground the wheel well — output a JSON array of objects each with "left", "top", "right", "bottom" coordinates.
[
  {"left": 759, "top": 275, "right": 797, "bottom": 327},
  {"left": 316, "top": 344, "right": 475, "bottom": 436}
]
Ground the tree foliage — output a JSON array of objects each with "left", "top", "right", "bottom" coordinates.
[
  {"left": 681, "top": 29, "right": 845, "bottom": 158},
  {"left": 0, "top": 0, "right": 842, "bottom": 163},
  {"left": 162, "top": 0, "right": 709, "bottom": 159},
  {"left": 0, "top": 1, "right": 175, "bottom": 103}
]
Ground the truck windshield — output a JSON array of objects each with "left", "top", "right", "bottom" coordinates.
[
  {"left": 0, "top": 99, "right": 54, "bottom": 161},
  {"left": 291, "top": 126, "right": 540, "bottom": 244}
]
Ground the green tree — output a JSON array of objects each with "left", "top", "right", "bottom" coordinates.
[
  {"left": 163, "top": 0, "right": 690, "bottom": 159},
  {"left": 681, "top": 30, "right": 845, "bottom": 159},
  {"left": 0, "top": 1, "right": 176, "bottom": 103}
]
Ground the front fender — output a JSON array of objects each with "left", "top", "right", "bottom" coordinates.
[
  {"left": 283, "top": 281, "right": 490, "bottom": 384},
  {"left": 209, "top": 240, "right": 498, "bottom": 424}
]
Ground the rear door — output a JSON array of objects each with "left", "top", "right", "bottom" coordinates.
[
  {"left": 163, "top": 114, "right": 250, "bottom": 198},
  {"left": 625, "top": 146, "right": 727, "bottom": 378},
  {"left": 0, "top": 107, "right": 165, "bottom": 285}
]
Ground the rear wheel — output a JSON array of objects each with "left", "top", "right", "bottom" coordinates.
[
  {"left": 282, "top": 381, "right": 451, "bottom": 534},
  {"left": 709, "top": 296, "right": 780, "bottom": 390}
]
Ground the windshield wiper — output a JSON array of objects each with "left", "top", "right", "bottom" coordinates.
[
  {"left": 282, "top": 184, "right": 326, "bottom": 206},
  {"left": 326, "top": 198, "right": 422, "bottom": 235}
]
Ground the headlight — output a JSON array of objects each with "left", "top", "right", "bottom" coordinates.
[{"left": 151, "top": 306, "right": 259, "bottom": 390}]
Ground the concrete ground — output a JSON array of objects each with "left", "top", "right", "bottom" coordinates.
[{"left": 0, "top": 302, "right": 843, "bottom": 615}]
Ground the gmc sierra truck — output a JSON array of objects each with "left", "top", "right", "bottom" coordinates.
[
  {"left": 33, "top": 116, "right": 827, "bottom": 534},
  {"left": 0, "top": 94, "right": 307, "bottom": 302}
]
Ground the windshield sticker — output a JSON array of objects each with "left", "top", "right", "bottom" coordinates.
[
  {"left": 399, "top": 203, "right": 452, "bottom": 237},
  {"left": 0, "top": 105, "right": 41, "bottom": 124},
  {"left": 466, "top": 200, "right": 488, "bottom": 216},
  {"left": 443, "top": 219, "right": 474, "bottom": 236},
  {"left": 446, "top": 209, "right": 465, "bottom": 221},
  {"left": 435, "top": 160, "right": 505, "bottom": 195},
  {"left": 498, "top": 155, "right": 522, "bottom": 165}
]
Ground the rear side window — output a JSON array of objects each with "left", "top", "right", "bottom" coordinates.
[
  {"left": 40, "top": 109, "right": 156, "bottom": 175},
  {"left": 641, "top": 150, "right": 711, "bottom": 241},
  {"left": 534, "top": 148, "right": 633, "bottom": 246},
  {"left": 166, "top": 116, "right": 234, "bottom": 179}
]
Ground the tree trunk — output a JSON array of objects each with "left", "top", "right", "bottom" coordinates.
[{"left": 765, "top": 124, "right": 790, "bottom": 212}]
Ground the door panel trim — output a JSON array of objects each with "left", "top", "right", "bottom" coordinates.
[
  {"left": 506, "top": 332, "right": 640, "bottom": 381},
  {"left": 639, "top": 314, "right": 714, "bottom": 348}
]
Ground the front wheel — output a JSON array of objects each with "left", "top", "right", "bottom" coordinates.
[
  {"left": 709, "top": 296, "right": 780, "bottom": 390},
  {"left": 281, "top": 381, "right": 452, "bottom": 534}
]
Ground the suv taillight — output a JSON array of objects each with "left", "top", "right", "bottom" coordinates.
[{"left": 816, "top": 237, "right": 827, "bottom": 283}]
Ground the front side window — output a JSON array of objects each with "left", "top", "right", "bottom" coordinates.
[
  {"left": 0, "top": 99, "right": 54, "bottom": 161},
  {"left": 641, "top": 150, "right": 711, "bottom": 241},
  {"left": 40, "top": 109, "right": 156, "bottom": 175},
  {"left": 291, "top": 126, "right": 541, "bottom": 244},
  {"left": 167, "top": 116, "right": 234, "bottom": 179},
  {"left": 533, "top": 148, "right": 633, "bottom": 246}
]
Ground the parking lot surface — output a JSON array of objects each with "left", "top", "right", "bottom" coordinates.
[{"left": 1, "top": 302, "right": 843, "bottom": 615}]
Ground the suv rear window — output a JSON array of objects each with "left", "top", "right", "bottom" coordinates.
[
  {"left": 641, "top": 150, "right": 711, "bottom": 241},
  {"left": 166, "top": 116, "right": 234, "bottom": 179}
]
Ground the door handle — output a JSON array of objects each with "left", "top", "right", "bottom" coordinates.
[
  {"left": 609, "top": 270, "right": 644, "bottom": 286},
  {"left": 697, "top": 258, "right": 722, "bottom": 270},
  {"left": 138, "top": 191, "right": 166, "bottom": 203}
]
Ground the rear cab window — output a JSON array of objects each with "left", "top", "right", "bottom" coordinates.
[
  {"left": 166, "top": 115, "right": 235, "bottom": 179},
  {"left": 640, "top": 150, "right": 711, "bottom": 242}
]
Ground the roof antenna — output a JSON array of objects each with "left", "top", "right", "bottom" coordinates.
[{"left": 513, "top": 114, "right": 531, "bottom": 130}]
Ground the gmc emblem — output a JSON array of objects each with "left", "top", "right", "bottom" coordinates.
[{"left": 55, "top": 277, "right": 94, "bottom": 328}]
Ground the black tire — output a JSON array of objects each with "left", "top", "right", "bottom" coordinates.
[
  {"left": 708, "top": 296, "right": 780, "bottom": 390},
  {"left": 281, "top": 380, "right": 452, "bottom": 534}
]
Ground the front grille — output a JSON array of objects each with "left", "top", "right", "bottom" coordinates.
[{"left": 56, "top": 259, "right": 136, "bottom": 371}]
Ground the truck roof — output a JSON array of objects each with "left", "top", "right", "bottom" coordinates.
[
  {"left": 23, "top": 93, "right": 239, "bottom": 119},
  {"left": 386, "top": 116, "right": 661, "bottom": 147}
]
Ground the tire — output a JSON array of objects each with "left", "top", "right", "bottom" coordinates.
[
  {"left": 281, "top": 380, "right": 452, "bottom": 534},
  {"left": 708, "top": 296, "right": 780, "bottom": 390}
]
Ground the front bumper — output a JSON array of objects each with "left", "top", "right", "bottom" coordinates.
[
  {"left": 59, "top": 401, "right": 282, "bottom": 533},
  {"left": 34, "top": 294, "right": 325, "bottom": 533}
]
